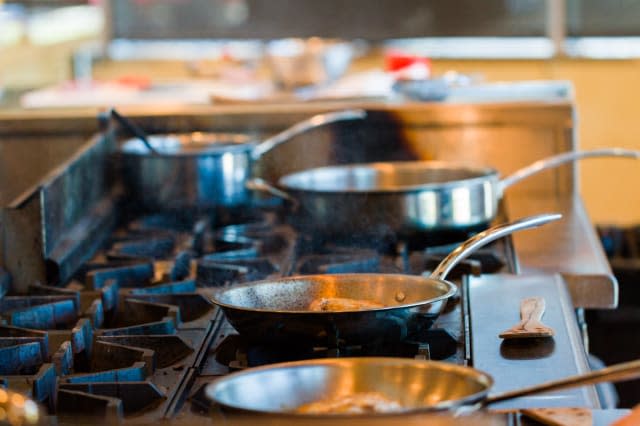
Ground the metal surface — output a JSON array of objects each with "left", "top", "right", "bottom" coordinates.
[
  {"left": 120, "top": 132, "right": 255, "bottom": 210},
  {"left": 264, "top": 149, "right": 638, "bottom": 236},
  {"left": 0, "top": 135, "right": 88, "bottom": 207},
  {"left": 249, "top": 163, "right": 499, "bottom": 236},
  {"left": 118, "top": 109, "right": 365, "bottom": 211},
  {"left": 485, "top": 358, "right": 640, "bottom": 405},
  {"left": 205, "top": 358, "right": 493, "bottom": 415},
  {"left": 468, "top": 273, "right": 599, "bottom": 409},
  {"left": 1, "top": 132, "right": 115, "bottom": 292},
  {"left": 505, "top": 194, "right": 618, "bottom": 309},
  {"left": 211, "top": 214, "right": 557, "bottom": 344}
]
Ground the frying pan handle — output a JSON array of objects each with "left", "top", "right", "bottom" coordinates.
[
  {"left": 428, "top": 213, "right": 562, "bottom": 280},
  {"left": 246, "top": 178, "right": 300, "bottom": 208},
  {"left": 484, "top": 358, "right": 640, "bottom": 406},
  {"left": 498, "top": 148, "right": 640, "bottom": 194},
  {"left": 250, "top": 109, "right": 367, "bottom": 160}
]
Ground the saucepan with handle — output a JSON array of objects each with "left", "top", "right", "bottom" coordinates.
[
  {"left": 115, "top": 109, "right": 366, "bottom": 212},
  {"left": 211, "top": 213, "right": 561, "bottom": 346},
  {"left": 247, "top": 148, "right": 640, "bottom": 238}
]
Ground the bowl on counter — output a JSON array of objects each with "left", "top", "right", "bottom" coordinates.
[{"left": 265, "top": 38, "right": 356, "bottom": 89}]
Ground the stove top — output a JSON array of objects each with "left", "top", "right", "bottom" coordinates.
[
  {"left": 0, "top": 205, "right": 514, "bottom": 423},
  {"left": 0, "top": 119, "right": 617, "bottom": 423}
]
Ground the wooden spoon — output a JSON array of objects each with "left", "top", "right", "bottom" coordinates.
[{"left": 499, "top": 297, "right": 555, "bottom": 339}]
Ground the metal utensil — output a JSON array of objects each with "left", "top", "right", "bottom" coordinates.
[
  {"left": 211, "top": 213, "right": 561, "bottom": 345},
  {"left": 248, "top": 148, "right": 640, "bottom": 238},
  {"left": 498, "top": 297, "right": 554, "bottom": 339},
  {"left": 205, "top": 357, "right": 640, "bottom": 416},
  {"left": 110, "top": 108, "right": 158, "bottom": 154},
  {"left": 118, "top": 109, "right": 366, "bottom": 211}
]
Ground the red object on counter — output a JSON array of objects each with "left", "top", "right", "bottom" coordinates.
[
  {"left": 384, "top": 50, "right": 431, "bottom": 72},
  {"left": 115, "top": 76, "right": 152, "bottom": 90}
]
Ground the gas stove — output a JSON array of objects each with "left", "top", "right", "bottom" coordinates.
[
  {"left": 0, "top": 202, "right": 515, "bottom": 423},
  {"left": 0, "top": 106, "right": 621, "bottom": 423}
]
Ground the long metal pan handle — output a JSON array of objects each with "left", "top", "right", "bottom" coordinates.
[
  {"left": 429, "top": 213, "right": 562, "bottom": 280},
  {"left": 250, "top": 109, "right": 367, "bottom": 160},
  {"left": 485, "top": 358, "right": 640, "bottom": 406},
  {"left": 246, "top": 178, "right": 300, "bottom": 208},
  {"left": 498, "top": 148, "right": 640, "bottom": 193}
]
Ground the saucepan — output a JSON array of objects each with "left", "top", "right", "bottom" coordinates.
[
  {"left": 205, "top": 357, "right": 640, "bottom": 416},
  {"left": 211, "top": 213, "right": 560, "bottom": 345},
  {"left": 116, "top": 109, "right": 366, "bottom": 211},
  {"left": 248, "top": 148, "right": 640, "bottom": 237}
]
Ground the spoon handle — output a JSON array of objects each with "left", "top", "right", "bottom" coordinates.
[{"left": 110, "top": 108, "right": 158, "bottom": 154}]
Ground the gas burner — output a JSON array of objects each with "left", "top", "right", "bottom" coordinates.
[
  {"left": 296, "top": 249, "right": 381, "bottom": 274},
  {"left": 422, "top": 243, "right": 507, "bottom": 279},
  {"left": 297, "top": 232, "right": 398, "bottom": 256},
  {"left": 215, "top": 327, "right": 458, "bottom": 370},
  {"left": 0, "top": 274, "right": 215, "bottom": 421},
  {"left": 215, "top": 220, "right": 288, "bottom": 255},
  {"left": 127, "top": 213, "right": 210, "bottom": 233},
  {"left": 107, "top": 236, "right": 176, "bottom": 261},
  {"left": 196, "top": 257, "right": 277, "bottom": 287}
]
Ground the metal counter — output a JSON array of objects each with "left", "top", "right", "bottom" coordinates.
[{"left": 505, "top": 193, "right": 617, "bottom": 309}]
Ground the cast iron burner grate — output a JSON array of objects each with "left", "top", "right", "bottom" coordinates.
[
  {"left": 77, "top": 210, "right": 285, "bottom": 288},
  {"left": 0, "top": 203, "right": 514, "bottom": 422},
  {"left": 303, "top": 223, "right": 490, "bottom": 255},
  {"left": 214, "top": 327, "right": 458, "bottom": 370}
]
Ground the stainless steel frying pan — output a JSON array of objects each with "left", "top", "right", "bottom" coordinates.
[
  {"left": 211, "top": 213, "right": 561, "bottom": 345},
  {"left": 205, "top": 357, "right": 640, "bottom": 416},
  {"left": 248, "top": 148, "right": 640, "bottom": 237}
]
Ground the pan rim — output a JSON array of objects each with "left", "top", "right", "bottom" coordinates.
[
  {"left": 209, "top": 273, "right": 458, "bottom": 314},
  {"left": 205, "top": 357, "right": 494, "bottom": 416},
  {"left": 120, "top": 132, "right": 256, "bottom": 157},
  {"left": 277, "top": 161, "right": 500, "bottom": 194}
]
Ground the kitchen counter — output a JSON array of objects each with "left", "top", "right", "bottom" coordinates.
[{"left": 0, "top": 79, "right": 573, "bottom": 124}]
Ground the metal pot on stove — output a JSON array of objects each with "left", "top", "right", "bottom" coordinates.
[{"left": 116, "top": 109, "right": 366, "bottom": 212}]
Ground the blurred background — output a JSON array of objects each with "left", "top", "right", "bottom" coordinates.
[{"left": 1, "top": 0, "right": 640, "bottom": 224}]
